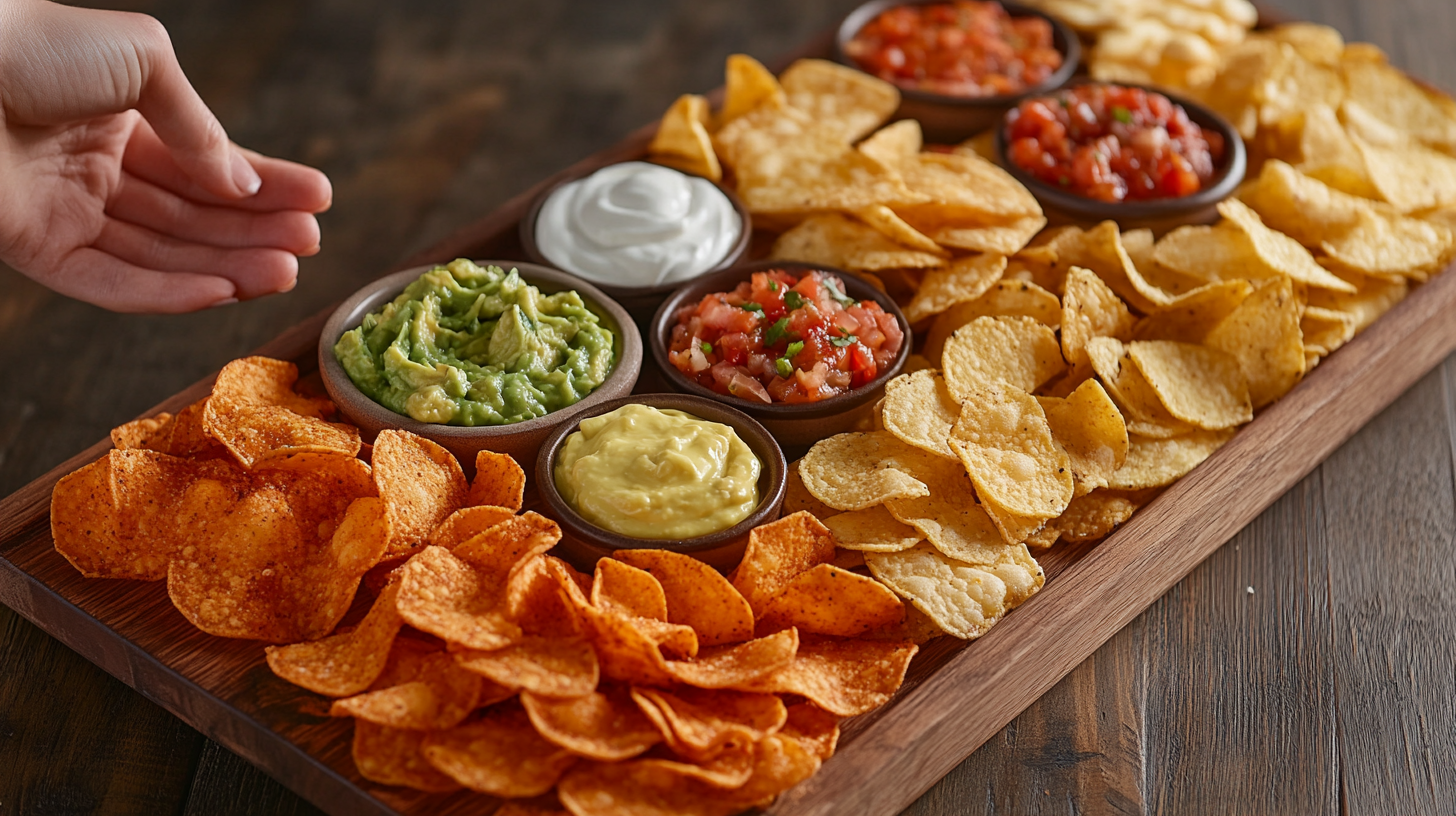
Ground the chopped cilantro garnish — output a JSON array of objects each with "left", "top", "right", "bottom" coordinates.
[
  {"left": 783, "top": 290, "right": 806, "bottom": 311},
  {"left": 769, "top": 281, "right": 779, "bottom": 292},
  {"left": 764, "top": 317, "right": 791, "bottom": 347},
  {"left": 830, "top": 333, "right": 858, "bottom": 348},
  {"left": 821, "top": 278, "right": 856, "bottom": 308},
  {"left": 784, "top": 340, "right": 804, "bottom": 359},
  {"left": 741, "top": 301, "right": 764, "bottom": 314},
  {"left": 700, "top": 341, "right": 712, "bottom": 354},
  {"left": 775, "top": 358, "right": 793, "bottom": 377},
  {"left": 1113, "top": 106, "right": 1133, "bottom": 125}
]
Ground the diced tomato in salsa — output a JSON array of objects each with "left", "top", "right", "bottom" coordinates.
[
  {"left": 667, "top": 270, "right": 904, "bottom": 404},
  {"left": 1005, "top": 83, "right": 1226, "bottom": 202},
  {"left": 844, "top": 1, "right": 1062, "bottom": 98}
]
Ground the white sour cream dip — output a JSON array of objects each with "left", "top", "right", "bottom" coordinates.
[{"left": 535, "top": 161, "right": 742, "bottom": 288}]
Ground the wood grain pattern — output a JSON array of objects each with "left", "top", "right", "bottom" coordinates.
[{"left": 2, "top": 1, "right": 1454, "bottom": 814}]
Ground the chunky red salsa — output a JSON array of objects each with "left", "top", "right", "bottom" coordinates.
[
  {"left": 844, "top": 1, "right": 1062, "bottom": 98},
  {"left": 1006, "top": 84, "right": 1226, "bottom": 202},
  {"left": 668, "top": 270, "right": 904, "bottom": 404}
]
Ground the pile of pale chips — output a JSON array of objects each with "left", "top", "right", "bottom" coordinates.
[
  {"left": 1019, "top": 0, "right": 1258, "bottom": 91},
  {"left": 266, "top": 508, "right": 922, "bottom": 814},
  {"left": 649, "top": 56, "right": 1049, "bottom": 291},
  {"left": 646, "top": 37, "right": 1456, "bottom": 645}
]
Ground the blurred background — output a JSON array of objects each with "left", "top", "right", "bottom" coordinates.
[{"left": 0, "top": 0, "right": 1451, "bottom": 814}]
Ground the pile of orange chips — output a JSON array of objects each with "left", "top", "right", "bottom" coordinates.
[{"left": 266, "top": 506, "right": 920, "bottom": 814}]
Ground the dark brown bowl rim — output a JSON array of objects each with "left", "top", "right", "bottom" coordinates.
[
  {"left": 833, "top": 0, "right": 1082, "bottom": 110},
  {"left": 649, "top": 260, "right": 912, "bottom": 420},
  {"left": 534, "top": 393, "right": 788, "bottom": 556},
  {"left": 317, "top": 260, "right": 643, "bottom": 440},
  {"left": 993, "top": 80, "right": 1249, "bottom": 221},
  {"left": 519, "top": 159, "right": 753, "bottom": 301}
]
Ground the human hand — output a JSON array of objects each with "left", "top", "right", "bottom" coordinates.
[{"left": 0, "top": 0, "right": 331, "bottom": 313}]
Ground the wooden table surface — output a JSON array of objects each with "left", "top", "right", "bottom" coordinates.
[{"left": 2, "top": 0, "right": 1453, "bottom": 814}]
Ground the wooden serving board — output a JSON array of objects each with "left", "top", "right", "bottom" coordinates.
[{"left": 3, "top": 11, "right": 1453, "bottom": 816}]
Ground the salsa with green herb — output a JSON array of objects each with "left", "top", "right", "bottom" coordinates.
[
  {"left": 1006, "top": 83, "right": 1225, "bottom": 202},
  {"left": 667, "top": 269, "right": 903, "bottom": 404},
  {"left": 334, "top": 259, "right": 616, "bottom": 425}
]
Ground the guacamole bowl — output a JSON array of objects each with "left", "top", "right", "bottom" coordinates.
[
  {"left": 650, "top": 260, "right": 912, "bottom": 448},
  {"left": 319, "top": 260, "right": 643, "bottom": 469},
  {"left": 535, "top": 393, "right": 787, "bottom": 573}
]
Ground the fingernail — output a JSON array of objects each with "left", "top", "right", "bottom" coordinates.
[
  {"left": 209, "top": 297, "right": 239, "bottom": 309},
  {"left": 231, "top": 150, "right": 262, "bottom": 196}
]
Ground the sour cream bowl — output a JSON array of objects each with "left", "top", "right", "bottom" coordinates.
[{"left": 521, "top": 159, "right": 752, "bottom": 320}]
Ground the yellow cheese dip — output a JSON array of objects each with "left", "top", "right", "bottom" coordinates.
[{"left": 554, "top": 404, "right": 761, "bottom": 539}]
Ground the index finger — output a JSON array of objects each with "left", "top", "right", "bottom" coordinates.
[{"left": 123, "top": 120, "right": 333, "bottom": 214}]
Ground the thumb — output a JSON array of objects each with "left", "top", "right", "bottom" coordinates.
[{"left": 0, "top": 1, "right": 260, "bottom": 198}]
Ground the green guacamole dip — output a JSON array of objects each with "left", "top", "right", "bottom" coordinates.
[{"left": 334, "top": 259, "right": 617, "bottom": 426}]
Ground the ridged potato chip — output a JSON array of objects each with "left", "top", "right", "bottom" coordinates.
[
  {"left": 729, "top": 511, "right": 836, "bottom": 617},
  {"left": 942, "top": 315, "right": 1064, "bottom": 399},
  {"left": 1132, "top": 279, "right": 1253, "bottom": 344},
  {"left": 1205, "top": 276, "right": 1305, "bottom": 408},
  {"left": 522, "top": 686, "right": 662, "bottom": 762},
  {"left": 1061, "top": 266, "right": 1134, "bottom": 368},
  {"left": 739, "top": 637, "right": 917, "bottom": 717},
  {"left": 759, "top": 564, "right": 905, "bottom": 638},
  {"left": 455, "top": 636, "right": 600, "bottom": 699},
  {"left": 353, "top": 720, "right": 461, "bottom": 792},
  {"left": 1037, "top": 379, "right": 1129, "bottom": 496},
  {"left": 864, "top": 541, "right": 1043, "bottom": 640},
  {"left": 331, "top": 651, "right": 484, "bottom": 730},
  {"left": 1127, "top": 340, "right": 1252, "bottom": 429},
  {"left": 1108, "top": 430, "right": 1236, "bottom": 490},
  {"left": 630, "top": 687, "right": 787, "bottom": 761},
  {"left": 467, "top": 449, "right": 525, "bottom": 511},
  {"left": 426, "top": 505, "right": 515, "bottom": 550},
  {"left": 373, "top": 429, "right": 468, "bottom": 555},
  {"left": 614, "top": 549, "right": 755, "bottom": 647},
  {"left": 663, "top": 630, "right": 800, "bottom": 689},
  {"left": 822, "top": 504, "right": 922, "bottom": 553},
  {"left": 799, "top": 432, "right": 933, "bottom": 511},
  {"left": 903, "top": 252, "right": 1007, "bottom": 324},
  {"left": 422, "top": 703, "right": 578, "bottom": 797},
  {"left": 265, "top": 580, "right": 403, "bottom": 697},
  {"left": 949, "top": 383, "right": 1074, "bottom": 534},
  {"left": 202, "top": 357, "right": 358, "bottom": 468},
  {"left": 922, "top": 279, "right": 1061, "bottom": 364},
  {"left": 592, "top": 559, "right": 669, "bottom": 621},
  {"left": 771, "top": 213, "right": 946, "bottom": 272},
  {"left": 881, "top": 369, "right": 960, "bottom": 459}
]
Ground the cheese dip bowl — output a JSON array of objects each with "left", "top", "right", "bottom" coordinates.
[
  {"left": 536, "top": 393, "right": 787, "bottom": 572},
  {"left": 521, "top": 160, "right": 751, "bottom": 320}
]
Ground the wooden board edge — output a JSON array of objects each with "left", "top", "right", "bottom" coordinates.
[
  {"left": 0, "top": 547, "right": 395, "bottom": 816},
  {"left": 766, "top": 259, "right": 1456, "bottom": 816}
]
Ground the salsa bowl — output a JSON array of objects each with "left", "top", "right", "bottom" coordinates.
[
  {"left": 835, "top": 0, "right": 1081, "bottom": 142},
  {"left": 650, "top": 260, "right": 912, "bottom": 447}
]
